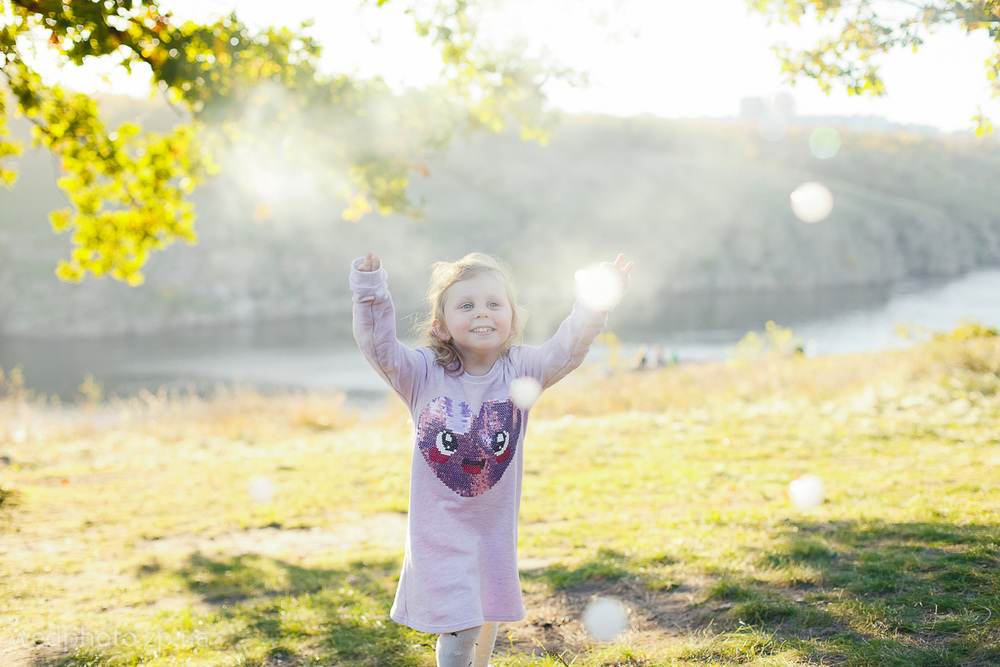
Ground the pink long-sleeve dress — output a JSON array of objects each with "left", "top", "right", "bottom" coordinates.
[{"left": 351, "top": 259, "right": 610, "bottom": 634}]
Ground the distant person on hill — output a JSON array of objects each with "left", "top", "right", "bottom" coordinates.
[
  {"left": 351, "top": 250, "right": 632, "bottom": 666},
  {"left": 630, "top": 343, "right": 650, "bottom": 370},
  {"left": 630, "top": 343, "right": 667, "bottom": 370}
]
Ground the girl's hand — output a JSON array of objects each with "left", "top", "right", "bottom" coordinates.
[
  {"left": 359, "top": 252, "right": 381, "bottom": 272},
  {"left": 607, "top": 253, "right": 633, "bottom": 281}
]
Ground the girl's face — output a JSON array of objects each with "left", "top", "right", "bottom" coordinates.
[{"left": 435, "top": 272, "right": 514, "bottom": 364}]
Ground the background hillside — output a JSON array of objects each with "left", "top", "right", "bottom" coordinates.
[{"left": 1, "top": 100, "right": 999, "bottom": 340}]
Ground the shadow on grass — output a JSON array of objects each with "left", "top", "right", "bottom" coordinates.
[
  {"left": 520, "top": 521, "right": 1000, "bottom": 666},
  {"left": 176, "top": 552, "right": 431, "bottom": 666},
  {"left": 50, "top": 551, "right": 432, "bottom": 667},
  {"left": 698, "top": 520, "right": 1000, "bottom": 666},
  {"left": 526, "top": 547, "right": 669, "bottom": 590}
]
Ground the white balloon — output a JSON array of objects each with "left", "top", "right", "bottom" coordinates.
[
  {"left": 510, "top": 376, "right": 543, "bottom": 410},
  {"left": 788, "top": 474, "right": 825, "bottom": 509},
  {"left": 790, "top": 182, "right": 834, "bottom": 224},
  {"left": 582, "top": 597, "right": 628, "bottom": 642},
  {"left": 247, "top": 475, "right": 276, "bottom": 504}
]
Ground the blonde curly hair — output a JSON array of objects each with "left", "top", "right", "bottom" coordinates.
[{"left": 415, "top": 252, "right": 527, "bottom": 373}]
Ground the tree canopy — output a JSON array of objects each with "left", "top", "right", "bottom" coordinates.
[
  {"left": 0, "top": 0, "right": 553, "bottom": 284},
  {"left": 747, "top": 0, "right": 1000, "bottom": 133}
]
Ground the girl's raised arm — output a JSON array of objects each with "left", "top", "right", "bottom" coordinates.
[{"left": 351, "top": 253, "right": 429, "bottom": 405}]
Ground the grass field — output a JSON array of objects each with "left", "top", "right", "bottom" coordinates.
[{"left": 1, "top": 333, "right": 998, "bottom": 666}]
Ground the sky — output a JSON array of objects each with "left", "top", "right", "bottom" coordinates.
[{"left": 36, "top": 0, "right": 1000, "bottom": 133}]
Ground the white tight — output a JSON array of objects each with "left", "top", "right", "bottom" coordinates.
[{"left": 435, "top": 622, "right": 499, "bottom": 667}]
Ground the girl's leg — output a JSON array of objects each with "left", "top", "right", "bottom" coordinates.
[
  {"left": 472, "top": 622, "right": 499, "bottom": 667},
  {"left": 435, "top": 622, "right": 499, "bottom": 667},
  {"left": 436, "top": 626, "right": 479, "bottom": 667}
]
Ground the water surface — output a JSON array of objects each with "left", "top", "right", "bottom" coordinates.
[{"left": 1, "top": 269, "right": 997, "bottom": 402}]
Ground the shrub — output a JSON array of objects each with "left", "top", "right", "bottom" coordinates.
[
  {"left": 727, "top": 321, "right": 803, "bottom": 365},
  {"left": 934, "top": 321, "right": 998, "bottom": 341}
]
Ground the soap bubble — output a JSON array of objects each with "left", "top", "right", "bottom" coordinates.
[
  {"left": 790, "top": 182, "right": 834, "bottom": 224},
  {"left": 248, "top": 475, "right": 276, "bottom": 504},
  {"left": 582, "top": 597, "right": 628, "bottom": 642},
  {"left": 809, "top": 127, "right": 841, "bottom": 160},
  {"left": 575, "top": 263, "right": 625, "bottom": 312},
  {"left": 772, "top": 91, "right": 796, "bottom": 117},
  {"left": 788, "top": 474, "right": 825, "bottom": 509},
  {"left": 510, "top": 376, "right": 543, "bottom": 410},
  {"left": 757, "top": 112, "right": 788, "bottom": 141}
]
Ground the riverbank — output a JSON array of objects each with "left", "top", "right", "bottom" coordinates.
[
  {"left": 1, "top": 335, "right": 998, "bottom": 666},
  {"left": 3, "top": 267, "right": 1000, "bottom": 404}
]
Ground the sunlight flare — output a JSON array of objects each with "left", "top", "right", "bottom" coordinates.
[
  {"left": 809, "top": 127, "right": 842, "bottom": 159},
  {"left": 574, "top": 263, "right": 625, "bottom": 312}
]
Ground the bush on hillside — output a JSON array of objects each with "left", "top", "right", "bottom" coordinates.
[{"left": 934, "top": 321, "right": 998, "bottom": 341}]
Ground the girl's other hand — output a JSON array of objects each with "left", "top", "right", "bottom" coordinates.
[
  {"left": 575, "top": 253, "right": 633, "bottom": 311},
  {"left": 608, "top": 253, "right": 633, "bottom": 280},
  {"left": 360, "top": 252, "right": 381, "bottom": 272}
]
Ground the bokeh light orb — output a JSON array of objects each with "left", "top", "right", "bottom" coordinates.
[
  {"left": 510, "top": 376, "right": 543, "bottom": 410},
  {"left": 790, "top": 182, "right": 834, "bottom": 223},
  {"left": 248, "top": 475, "right": 276, "bottom": 504},
  {"left": 582, "top": 597, "right": 628, "bottom": 642},
  {"left": 809, "top": 127, "right": 842, "bottom": 160},
  {"left": 788, "top": 474, "right": 825, "bottom": 509},
  {"left": 757, "top": 112, "right": 789, "bottom": 141},
  {"left": 575, "top": 263, "right": 625, "bottom": 312}
]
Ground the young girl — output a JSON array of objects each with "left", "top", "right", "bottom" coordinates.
[{"left": 351, "top": 251, "right": 632, "bottom": 666}]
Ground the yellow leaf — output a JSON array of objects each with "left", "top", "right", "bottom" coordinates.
[
  {"left": 49, "top": 209, "right": 71, "bottom": 232},
  {"left": 341, "top": 193, "right": 373, "bottom": 222},
  {"left": 55, "top": 261, "right": 83, "bottom": 283}
]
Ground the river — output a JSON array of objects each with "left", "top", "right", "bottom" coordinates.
[{"left": 1, "top": 268, "right": 997, "bottom": 403}]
